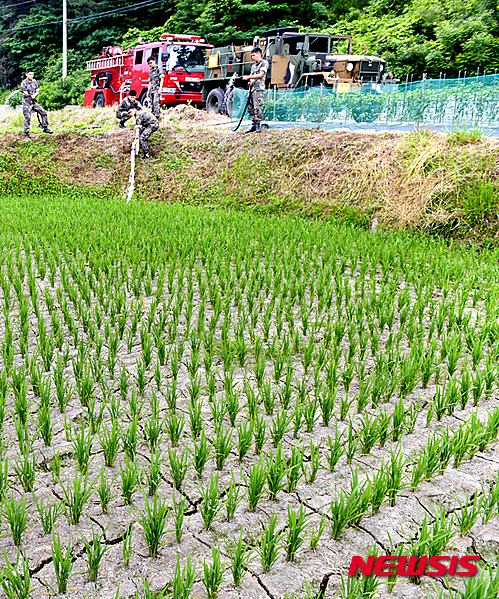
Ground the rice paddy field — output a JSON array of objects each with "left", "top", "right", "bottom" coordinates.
[{"left": 0, "top": 193, "right": 499, "bottom": 599}]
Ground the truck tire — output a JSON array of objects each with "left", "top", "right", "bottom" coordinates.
[
  {"left": 94, "top": 93, "right": 105, "bottom": 109},
  {"left": 206, "top": 88, "right": 225, "bottom": 114},
  {"left": 139, "top": 90, "right": 152, "bottom": 110}
]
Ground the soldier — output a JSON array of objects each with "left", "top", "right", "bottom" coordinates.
[
  {"left": 128, "top": 106, "right": 159, "bottom": 160},
  {"left": 116, "top": 90, "right": 142, "bottom": 128},
  {"left": 21, "top": 68, "right": 52, "bottom": 140},
  {"left": 147, "top": 57, "right": 164, "bottom": 119},
  {"left": 242, "top": 47, "right": 268, "bottom": 133}
]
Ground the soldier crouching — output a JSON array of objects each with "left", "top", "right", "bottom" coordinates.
[
  {"left": 128, "top": 106, "right": 159, "bottom": 159},
  {"left": 116, "top": 90, "right": 142, "bottom": 128}
]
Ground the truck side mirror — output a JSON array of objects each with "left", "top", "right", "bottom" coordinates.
[{"left": 161, "top": 52, "right": 168, "bottom": 62}]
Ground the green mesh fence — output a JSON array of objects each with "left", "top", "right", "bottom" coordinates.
[{"left": 231, "top": 73, "right": 499, "bottom": 130}]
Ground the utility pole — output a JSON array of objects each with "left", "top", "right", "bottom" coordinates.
[{"left": 62, "top": 0, "right": 67, "bottom": 78}]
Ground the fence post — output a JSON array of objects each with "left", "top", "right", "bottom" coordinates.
[
  {"left": 317, "top": 82, "right": 324, "bottom": 129},
  {"left": 417, "top": 73, "right": 426, "bottom": 131}
]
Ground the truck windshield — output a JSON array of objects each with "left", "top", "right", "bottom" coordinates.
[{"left": 166, "top": 45, "right": 205, "bottom": 73}]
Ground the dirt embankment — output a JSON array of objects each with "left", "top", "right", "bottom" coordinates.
[{"left": 2, "top": 107, "right": 499, "bottom": 241}]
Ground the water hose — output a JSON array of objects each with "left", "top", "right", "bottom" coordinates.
[
  {"left": 124, "top": 139, "right": 139, "bottom": 203},
  {"left": 232, "top": 92, "right": 250, "bottom": 132}
]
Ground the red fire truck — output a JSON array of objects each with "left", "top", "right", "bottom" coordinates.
[{"left": 83, "top": 33, "right": 213, "bottom": 109}]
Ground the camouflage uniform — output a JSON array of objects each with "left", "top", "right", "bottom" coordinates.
[
  {"left": 116, "top": 96, "right": 142, "bottom": 126},
  {"left": 135, "top": 111, "right": 159, "bottom": 154},
  {"left": 148, "top": 65, "right": 163, "bottom": 119},
  {"left": 247, "top": 59, "right": 269, "bottom": 122},
  {"left": 21, "top": 78, "right": 49, "bottom": 134}
]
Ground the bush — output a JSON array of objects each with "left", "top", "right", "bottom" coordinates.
[{"left": 37, "top": 70, "right": 90, "bottom": 111}]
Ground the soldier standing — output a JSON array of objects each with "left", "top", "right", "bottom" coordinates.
[
  {"left": 147, "top": 57, "right": 164, "bottom": 119},
  {"left": 127, "top": 106, "right": 159, "bottom": 159},
  {"left": 116, "top": 90, "right": 142, "bottom": 128},
  {"left": 21, "top": 68, "right": 52, "bottom": 140},
  {"left": 242, "top": 47, "right": 268, "bottom": 133}
]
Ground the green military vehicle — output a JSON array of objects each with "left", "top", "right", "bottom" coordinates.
[{"left": 202, "top": 27, "right": 388, "bottom": 115}]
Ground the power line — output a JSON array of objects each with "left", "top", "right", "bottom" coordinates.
[
  {"left": 0, "top": 0, "right": 167, "bottom": 33},
  {"left": 0, "top": 0, "right": 39, "bottom": 10}
]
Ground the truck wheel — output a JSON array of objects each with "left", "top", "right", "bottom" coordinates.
[
  {"left": 94, "top": 93, "right": 105, "bottom": 109},
  {"left": 206, "top": 88, "right": 225, "bottom": 114},
  {"left": 139, "top": 91, "right": 152, "bottom": 110}
]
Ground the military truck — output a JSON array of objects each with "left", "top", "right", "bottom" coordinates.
[{"left": 202, "top": 27, "right": 388, "bottom": 115}]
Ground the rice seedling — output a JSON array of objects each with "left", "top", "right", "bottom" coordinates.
[
  {"left": 266, "top": 443, "right": 287, "bottom": 501},
  {"left": 199, "top": 472, "right": 221, "bottom": 530},
  {"left": 329, "top": 488, "right": 352, "bottom": 540},
  {"left": 201, "top": 545, "right": 226, "bottom": 599},
  {"left": 214, "top": 426, "right": 234, "bottom": 470},
  {"left": 0, "top": 456, "right": 8, "bottom": 498},
  {"left": 81, "top": 527, "right": 111, "bottom": 581},
  {"left": 13, "top": 383, "right": 30, "bottom": 425},
  {"left": 99, "top": 419, "right": 121, "bottom": 467},
  {"left": 123, "top": 416, "right": 139, "bottom": 461},
  {"left": 292, "top": 398, "right": 304, "bottom": 438},
  {"left": 142, "top": 412, "right": 164, "bottom": 452},
  {"left": 50, "top": 450, "right": 61, "bottom": 483},
  {"left": 52, "top": 531, "right": 74, "bottom": 593},
  {"left": 97, "top": 467, "right": 114, "bottom": 514},
  {"left": 302, "top": 396, "right": 318, "bottom": 433},
  {"left": 210, "top": 395, "right": 226, "bottom": 431},
  {"left": 309, "top": 513, "right": 327, "bottom": 550},
  {"left": 285, "top": 504, "right": 311, "bottom": 561},
  {"left": 0, "top": 549, "right": 31, "bottom": 599},
  {"left": 346, "top": 419, "right": 358, "bottom": 465},
  {"left": 287, "top": 444, "right": 304, "bottom": 492},
  {"left": 224, "top": 473, "right": 243, "bottom": 521},
  {"left": 270, "top": 407, "right": 291, "bottom": 447},
  {"left": 187, "top": 396, "right": 203, "bottom": 440},
  {"left": 172, "top": 491, "right": 185, "bottom": 543},
  {"left": 122, "top": 524, "right": 133, "bottom": 566},
  {"left": 387, "top": 446, "right": 405, "bottom": 507},
  {"left": 171, "top": 554, "right": 196, "bottom": 599},
  {"left": 60, "top": 468, "right": 94, "bottom": 524},
  {"left": 146, "top": 451, "right": 163, "bottom": 496},
  {"left": 237, "top": 419, "right": 253, "bottom": 462},
  {"left": 346, "top": 471, "right": 372, "bottom": 526},
  {"left": 258, "top": 514, "right": 283, "bottom": 572},
  {"left": 136, "top": 490, "right": 170, "bottom": 557},
  {"left": 391, "top": 398, "right": 406, "bottom": 442},
  {"left": 33, "top": 494, "right": 63, "bottom": 534},
  {"left": 2, "top": 494, "right": 30, "bottom": 545},
  {"left": 302, "top": 439, "right": 322, "bottom": 484},
  {"left": 370, "top": 463, "right": 389, "bottom": 514},
  {"left": 192, "top": 429, "right": 211, "bottom": 478},
  {"left": 358, "top": 413, "right": 379, "bottom": 455},
  {"left": 454, "top": 492, "right": 482, "bottom": 535},
  {"left": 261, "top": 379, "right": 275, "bottom": 416},
  {"left": 247, "top": 454, "right": 267, "bottom": 511},
  {"left": 165, "top": 409, "right": 185, "bottom": 447},
  {"left": 119, "top": 457, "right": 140, "bottom": 504},
  {"left": 225, "top": 530, "right": 253, "bottom": 586},
  {"left": 480, "top": 473, "right": 499, "bottom": 524},
  {"left": 13, "top": 450, "right": 36, "bottom": 492}
]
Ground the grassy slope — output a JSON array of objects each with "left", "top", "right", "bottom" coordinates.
[{"left": 2, "top": 107, "right": 499, "bottom": 244}]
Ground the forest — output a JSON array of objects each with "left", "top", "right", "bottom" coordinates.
[{"left": 1, "top": 0, "right": 499, "bottom": 98}]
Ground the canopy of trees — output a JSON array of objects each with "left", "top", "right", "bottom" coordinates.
[{"left": 1, "top": 0, "right": 499, "bottom": 89}]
